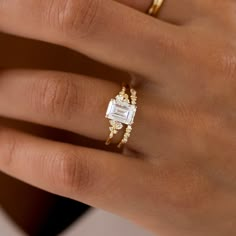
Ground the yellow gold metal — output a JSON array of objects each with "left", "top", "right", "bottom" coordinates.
[
  {"left": 118, "top": 88, "right": 137, "bottom": 148},
  {"left": 105, "top": 84, "right": 137, "bottom": 148},
  {"left": 148, "top": 0, "right": 165, "bottom": 17},
  {"left": 117, "top": 125, "right": 132, "bottom": 148},
  {"left": 105, "top": 119, "right": 123, "bottom": 146}
]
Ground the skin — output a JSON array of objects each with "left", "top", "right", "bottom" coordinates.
[{"left": 0, "top": 0, "right": 236, "bottom": 235}]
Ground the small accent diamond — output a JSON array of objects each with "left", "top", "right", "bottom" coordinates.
[{"left": 109, "top": 120, "right": 123, "bottom": 130}]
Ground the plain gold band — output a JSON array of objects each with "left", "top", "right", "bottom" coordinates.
[{"left": 148, "top": 0, "right": 165, "bottom": 17}]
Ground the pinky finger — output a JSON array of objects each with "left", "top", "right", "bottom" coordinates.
[{"left": 0, "top": 126, "right": 155, "bottom": 218}]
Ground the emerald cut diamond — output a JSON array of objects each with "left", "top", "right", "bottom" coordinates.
[{"left": 106, "top": 99, "right": 137, "bottom": 125}]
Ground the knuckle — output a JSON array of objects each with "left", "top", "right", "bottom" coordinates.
[
  {"left": 189, "top": 40, "right": 236, "bottom": 87},
  {"left": 210, "top": 1, "right": 236, "bottom": 24},
  {"left": 46, "top": 0, "right": 100, "bottom": 37},
  {"left": 216, "top": 50, "right": 236, "bottom": 83},
  {"left": 166, "top": 165, "right": 211, "bottom": 211},
  {"left": 198, "top": 39, "right": 236, "bottom": 82},
  {"left": 31, "top": 75, "right": 80, "bottom": 121},
  {"left": 0, "top": 129, "right": 17, "bottom": 169},
  {"left": 48, "top": 150, "right": 91, "bottom": 196},
  {"left": 153, "top": 30, "right": 187, "bottom": 59}
]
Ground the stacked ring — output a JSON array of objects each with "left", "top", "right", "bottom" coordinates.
[{"left": 105, "top": 84, "right": 137, "bottom": 148}]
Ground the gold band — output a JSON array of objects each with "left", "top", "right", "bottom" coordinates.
[
  {"left": 148, "top": 0, "right": 165, "bottom": 17},
  {"left": 105, "top": 84, "right": 137, "bottom": 148},
  {"left": 117, "top": 88, "right": 137, "bottom": 148}
]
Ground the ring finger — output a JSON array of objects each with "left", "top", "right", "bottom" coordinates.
[{"left": 0, "top": 69, "right": 148, "bottom": 150}]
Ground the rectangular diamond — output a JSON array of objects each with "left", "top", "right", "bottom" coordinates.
[{"left": 106, "top": 99, "right": 136, "bottom": 125}]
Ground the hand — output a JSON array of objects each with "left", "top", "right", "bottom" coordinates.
[{"left": 0, "top": 1, "right": 235, "bottom": 235}]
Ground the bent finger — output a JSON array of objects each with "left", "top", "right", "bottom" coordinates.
[
  {"left": 116, "top": 0, "right": 199, "bottom": 24},
  {"left": 0, "top": 126, "right": 156, "bottom": 219},
  {"left": 0, "top": 69, "right": 146, "bottom": 149},
  {"left": 0, "top": 0, "right": 182, "bottom": 80}
]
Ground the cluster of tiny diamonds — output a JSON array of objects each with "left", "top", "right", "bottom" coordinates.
[
  {"left": 107, "top": 120, "right": 123, "bottom": 140},
  {"left": 130, "top": 88, "right": 137, "bottom": 105},
  {"left": 116, "top": 86, "right": 130, "bottom": 103},
  {"left": 117, "top": 88, "right": 137, "bottom": 147}
]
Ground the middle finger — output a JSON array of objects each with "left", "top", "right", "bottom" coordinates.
[
  {"left": 0, "top": 0, "right": 181, "bottom": 80},
  {"left": 116, "top": 0, "right": 199, "bottom": 24}
]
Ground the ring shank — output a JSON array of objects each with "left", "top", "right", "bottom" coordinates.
[{"left": 148, "top": 0, "right": 165, "bottom": 17}]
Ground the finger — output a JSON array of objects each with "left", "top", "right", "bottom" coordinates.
[
  {"left": 0, "top": 127, "right": 155, "bottom": 219},
  {"left": 0, "top": 70, "right": 145, "bottom": 149},
  {"left": 0, "top": 0, "right": 182, "bottom": 79},
  {"left": 116, "top": 0, "right": 199, "bottom": 24}
]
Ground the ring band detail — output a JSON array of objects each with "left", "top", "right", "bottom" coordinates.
[
  {"left": 105, "top": 84, "right": 137, "bottom": 148},
  {"left": 148, "top": 0, "right": 165, "bottom": 17}
]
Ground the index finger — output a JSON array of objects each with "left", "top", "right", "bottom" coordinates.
[{"left": 0, "top": 0, "right": 181, "bottom": 79}]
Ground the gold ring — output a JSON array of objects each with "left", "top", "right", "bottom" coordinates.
[
  {"left": 105, "top": 84, "right": 137, "bottom": 148},
  {"left": 148, "top": 0, "right": 165, "bottom": 17}
]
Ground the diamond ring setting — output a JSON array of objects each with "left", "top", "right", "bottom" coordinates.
[{"left": 105, "top": 84, "right": 137, "bottom": 148}]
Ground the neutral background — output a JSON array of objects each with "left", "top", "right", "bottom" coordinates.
[{"left": 0, "top": 207, "right": 155, "bottom": 236}]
